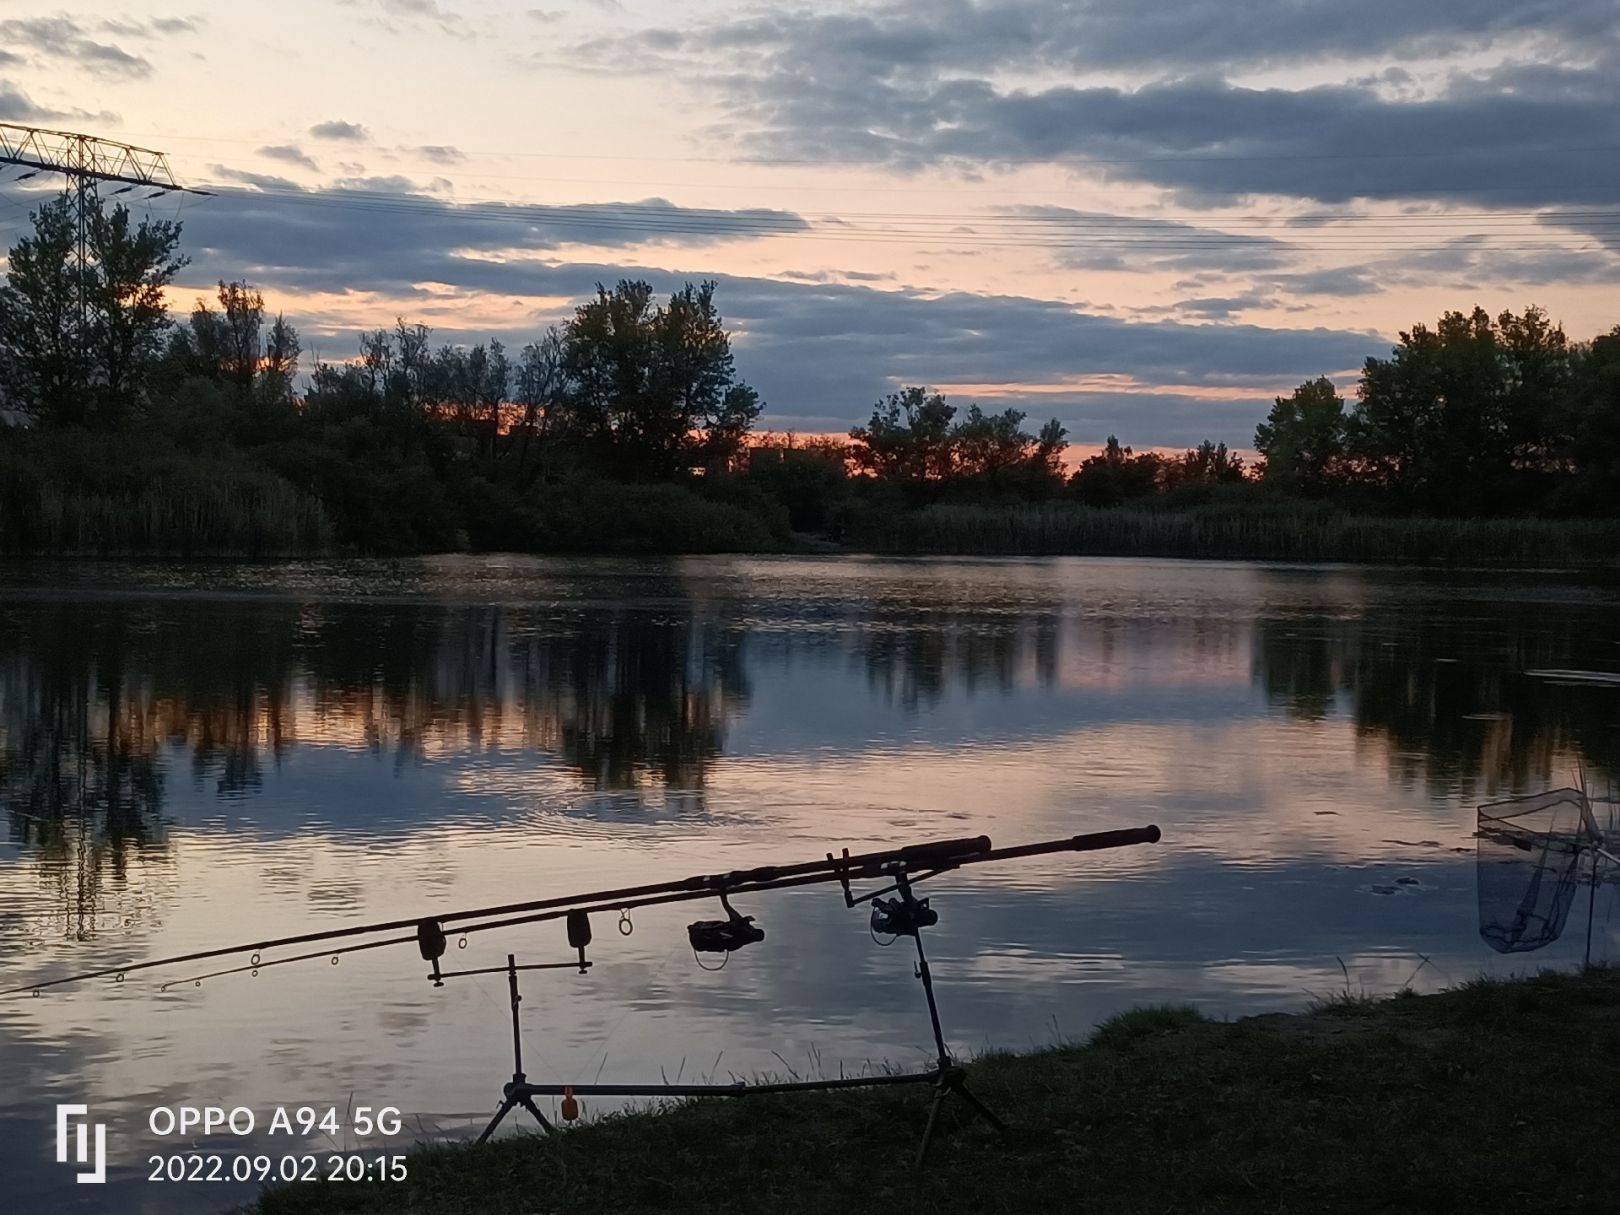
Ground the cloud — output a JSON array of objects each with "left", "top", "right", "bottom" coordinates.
[
  {"left": 1359, "top": 236, "right": 1620, "bottom": 288},
  {"left": 258, "top": 145, "right": 320, "bottom": 172},
  {"left": 210, "top": 168, "right": 304, "bottom": 192},
  {"left": 339, "top": 0, "right": 468, "bottom": 37},
  {"left": 743, "top": 70, "right": 1620, "bottom": 209},
  {"left": 1001, "top": 205, "right": 1297, "bottom": 273},
  {"left": 575, "top": 2, "right": 1620, "bottom": 209},
  {"left": 1542, "top": 212, "right": 1620, "bottom": 261},
  {"left": 0, "top": 80, "right": 114, "bottom": 124},
  {"left": 310, "top": 120, "right": 370, "bottom": 142},
  {"left": 379, "top": 0, "right": 448, "bottom": 14},
  {"left": 414, "top": 145, "right": 465, "bottom": 165},
  {"left": 0, "top": 17, "right": 152, "bottom": 80},
  {"left": 97, "top": 16, "right": 204, "bottom": 39},
  {"left": 1260, "top": 267, "right": 1384, "bottom": 298},
  {"left": 162, "top": 179, "right": 812, "bottom": 293},
  {"left": 600, "top": 1, "right": 1619, "bottom": 81},
  {"left": 1158, "top": 294, "right": 1283, "bottom": 319}
]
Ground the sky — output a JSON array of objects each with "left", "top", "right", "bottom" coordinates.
[{"left": 1, "top": 0, "right": 1618, "bottom": 447}]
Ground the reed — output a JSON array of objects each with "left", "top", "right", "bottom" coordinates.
[
  {"left": 846, "top": 502, "right": 1620, "bottom": 567},
  {"left": 0, "top": 437, "right": 334, "bottom": 556}
]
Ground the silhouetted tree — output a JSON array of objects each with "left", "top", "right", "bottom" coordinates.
[
  {"left": 951, "top": 404, "right": 1068, "bottom": 494},
  {"left": 507, "top": 327, "right": 568, "bottom": 486},
  {"left": 0, "top": 195, "right": 78, "bottom": 423},
  {"left": 1255, "top": 376, "right": 1348, "bottom": 491},
  {"left": 1553, "top": 325, "right": 1620, "bottom": 514},
  {"left": 559, "top": 279, "right": 762, "bottom": 480},
  {"left": 1348, "top": 306, "right": 1570, "bottom": 513},
  {"left": 261, "top": 312, "right": 301, "bottom": 407},
  {"left": 1069, "top": 436, "right": 1163, "bottom": 506},
  {"left": 849, "top": 386, "right": 957, "bottom": 485},
  {"left": 1162, "top": 440, "right": 1247, "bottom": 490},
  {"left": 84, "top": 201, "right": 186, "bottom": 422}
]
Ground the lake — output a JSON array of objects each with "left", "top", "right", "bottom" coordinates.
[{"left": 3, "top": 554, "right": 1617, "bottom": 1212}]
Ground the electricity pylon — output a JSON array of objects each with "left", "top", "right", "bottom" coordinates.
[{"left": 0, "top": 122, "right": 210, "bottom": 362}]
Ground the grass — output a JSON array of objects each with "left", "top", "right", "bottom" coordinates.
[
  {"left": 254, "top": 967, "right": 1620, "bottom": 1215},
  {"left": 848, "top": 502, "right": 1620, "bottom": 566}
]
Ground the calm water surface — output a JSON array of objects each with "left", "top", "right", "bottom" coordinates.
[{"left": 2, "top": 555, "right": 1618, "bottom": 1212}]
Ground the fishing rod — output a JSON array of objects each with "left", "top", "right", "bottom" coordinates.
[
  {"left": 7, "top": 823, "right": 1163, "bottom": 1165},
  {"left": 5, "top": 826, "right": 1159, "bottom": 997},
  {"left": 458, "top": 824, "right": 1163, "bottom": 1164}
]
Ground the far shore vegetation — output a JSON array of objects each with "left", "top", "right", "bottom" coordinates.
[
  {"left": 2, "top": 190, "right": 1618, "bottom": 563},
  {"left": 252, "top": 967, "right": 1620, "bottom": 1215}
]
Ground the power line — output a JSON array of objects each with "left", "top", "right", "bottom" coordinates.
[
  {"left": 121, "top": 128, "right": 1620, "bottom": 168},
  {"left": 189, "top": 182, "right": 1620, "bottom": 255}
]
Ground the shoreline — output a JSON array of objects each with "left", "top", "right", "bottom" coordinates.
[{"left": 254, "top": 966, "right": 1620, "bottom": 1215}]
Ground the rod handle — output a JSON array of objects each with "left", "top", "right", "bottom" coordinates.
[{"left": 1067, "top": 825, "right": 1161, "bottom": 851}]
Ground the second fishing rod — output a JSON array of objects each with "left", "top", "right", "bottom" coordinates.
[{"left": 9, "top": 826, "right": 1161, "bottom": 996}]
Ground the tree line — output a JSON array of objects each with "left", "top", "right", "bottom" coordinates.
[
  {"left": 2, "top": 191, "right": 1617, "bottom": 557},
  {"left": 0, "top": 192, "right": 1078, "bottom": 550},
  {"left": 1251, "top": 307, "right": 1620, "bottom": 515}
]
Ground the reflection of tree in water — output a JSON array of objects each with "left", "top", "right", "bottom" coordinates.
[
  {"left": 301, "top": 599, "right": 749, "bottom": 793},
  {"left": 1254, "top": 595, "right": 1620, "bottom": 797},
  {"left": 854, "top": 609, "right": 1061, "bottom": 709},
  {"left": 0, "top": 579, "right": 752, "bottom": 929},
  {"left": 0, "top": 571, "right": 751, "bottom": 816},
  {"left": 0, "top": 603, "right": 176, "bottom": 941},
  {"left": 527, "top": 614, "right": 747, "bottom": 791}
]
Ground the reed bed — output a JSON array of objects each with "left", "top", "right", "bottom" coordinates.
[
  {"left": 847, "top": 503, "right": 1620, "bottom": 566},
  {"left": 1, "top": 473, "right": 334, "bottom": 556}
]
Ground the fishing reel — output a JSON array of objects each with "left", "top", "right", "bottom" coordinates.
[
  {"left": 688, "top": 891, "right": 765, "bottom": 956},
  {"left": 870, "top": 892, "right": 937, "bottom": 937}
]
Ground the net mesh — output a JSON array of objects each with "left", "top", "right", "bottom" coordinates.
[{"left": 1476, "top": 788, "right": 1594, "bottom": 954}]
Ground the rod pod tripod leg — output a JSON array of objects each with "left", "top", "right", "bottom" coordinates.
[
  {"left": 906, "top": 893, "right": 1005, "bottom": 1167},
  {"left": 475, "top": 954, "right": 556, "bottom": 1144}
]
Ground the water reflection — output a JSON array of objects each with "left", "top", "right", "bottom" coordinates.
[
  {"left": 3, "top": 561, "right": 1618, "bottom": 937},
  {"left": 1, "top": 556, "right": 1617, "bottom": 1214},
  {"left": 1253, "top": 582, "right": 1620, "bottom": 797}
]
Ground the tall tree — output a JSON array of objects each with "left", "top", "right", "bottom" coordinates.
[
  {"left": 187, "top": 280, "right": 269, "bottom": 392},
  {"left": 1069, "top": 436, "right": 1162, "bottom": 506},
  {"left": 0, "top": 196, "right": 81, "bottom": 424},
  {"left": 560, "top": 279, "right": 761, "bottom": 479},
  {"left": 509, "top": 327, "right": 568, "bottom": 485},
  {"left": 1162, "top": 440, "right": 1247, "bottom": 490},
  {"left": 261, "top": 313, "right": 301, "bottom": 407},
  {"left": 85, "top": 201, "right": 186, "bottom": 422},
  {"left": 216, "top": 281, "right": 266, "bottom": 391},
  {"left": 1348, "top": 306, "right": 1569, "bottom": 513},
  {"left": 1555, "top": 326, "right": 1620, "bottom": 513},
  {"left": 1255, "top": 377, "right": 1348, "bottom": 491},
  {"left": 949, "top": 404, "right": 1068, "bottom": 494},
  {"left": 848, "top": 386, "right": 957, "bottom": 484}
]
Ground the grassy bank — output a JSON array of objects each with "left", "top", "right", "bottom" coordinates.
[
  {"left": 846, "top": 501, "right": 1620, "bottom": 566},
  {"left": 256, "top": 967, "right": 1620, "bottom": 1215}
]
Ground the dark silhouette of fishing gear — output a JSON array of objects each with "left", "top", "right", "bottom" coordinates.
[
  {"left": 6, "top": 825, "right": 1161, "bottom": 1162},
  {"left": 446, "top": 826, "right": 1161, "bottom": 1163},
  {"left": 1477, "top": 775, "right": 1618, "bottom": 967}
]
